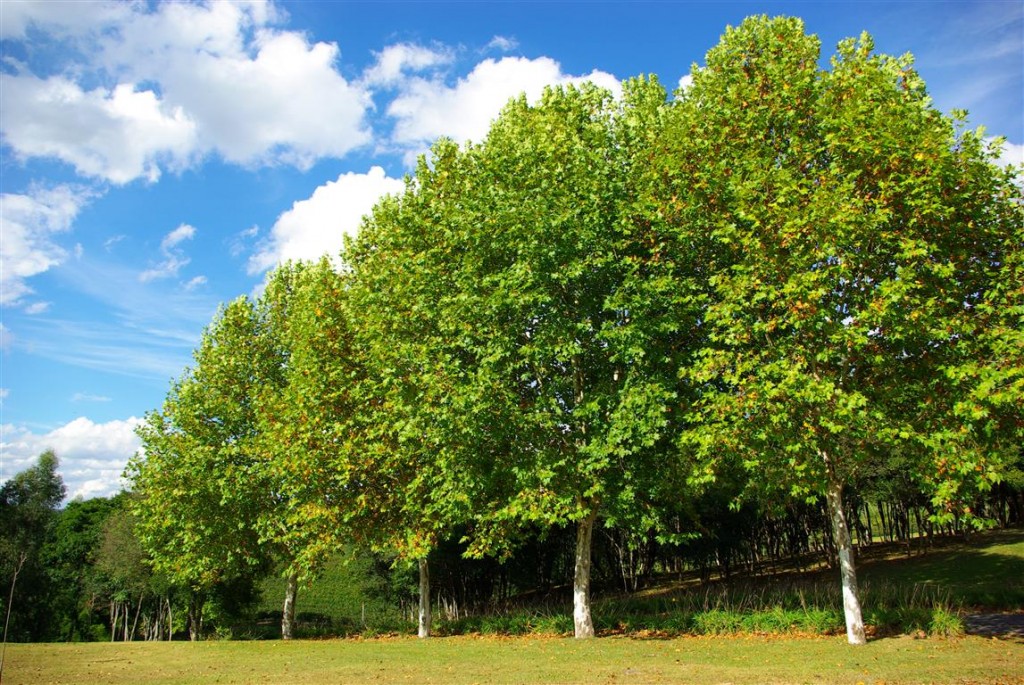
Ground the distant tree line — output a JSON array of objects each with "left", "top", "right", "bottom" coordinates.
[{"left": 3, "top": 16, "right": 1020, "bottom": 645}]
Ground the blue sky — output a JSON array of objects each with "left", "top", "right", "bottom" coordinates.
[{"left": 1, "top": 0, "right": 1021, "bottom": 500}]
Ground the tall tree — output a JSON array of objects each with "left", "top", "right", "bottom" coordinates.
[
  {"left": 250, "top": 260, "right": 373, "bottom": 639},
  {"left": 670, "top": 16, "right": 1023, "bottom": 644},
  {"left": 128, "top": 298, "right": 276, "bottom": 640},
  {"left": 349, "top": 82, "right": 688, "bottom": 638},
  {"left": 0, "top": 450, "right": 66, "bottom": 641},
  {"left": 42, "top": 495, "right": 118, "bottom": 641}
]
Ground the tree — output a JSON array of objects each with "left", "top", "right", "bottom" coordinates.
[
  {"left": 42, "top": 495, "right": 118, "bottom": 641},
  {"left": 0, "top": 450, "right": 66, "bottom": 641},
  {"left": 128, "top": 298, "right": 277, "bottom": 640},
  {"left": 669, "top": 16, "right": 1023, "bottom": 644},
  {"left": 249, "top": 260, "right": 373, "bottom": 640},
  {"left": 348, "top": 82, "right": 689, "bottom": 638}
]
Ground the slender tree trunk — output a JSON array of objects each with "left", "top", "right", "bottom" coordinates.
[
  {"left": 130, "top": 594, "right": 143, "bottom": 642},
  {"left": 573, "top": 508, "right": 598, "bottom": 639},
  {"left": 823, "top": 458, "right": 866, "bottom": 645},
  {"left": 1, "top": 552, "right": 27, "bottom": 681},
  {"left": 188, "top": 593, "right": 203, "bottom": 642},
  {"left": 281, "top": 572, "right": 298, "bottom": 640},
  {"left": 417, "top": 558, "right": 431, "bottom": 638}
]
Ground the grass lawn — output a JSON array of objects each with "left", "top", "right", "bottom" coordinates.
[
  {"left": 3, "top": 634, "right": 1022, "bottom": 685},
  {"left": 856, "top": 529, "right": 1024, "bottom": 609}
]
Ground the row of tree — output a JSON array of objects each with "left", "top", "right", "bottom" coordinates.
[
  {"left": 3, "top": 446, "right": 1021, "bottom": 642},
  {"left": 124, "top": 15, "right": 1022, "bottom": 645}
]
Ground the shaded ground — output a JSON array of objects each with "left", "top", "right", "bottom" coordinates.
[{"left": 965, "top": 612, "right": 1024, "bottom": 638}]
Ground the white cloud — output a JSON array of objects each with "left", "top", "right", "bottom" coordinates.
[
  {"left": 161, "top": 224, "right": 196, "bottom": 249},
  {"left": 387, "top": 56, "right": 621, "bottom": 153},
  {"left": 1, "top": 76, "right": 198, "bottom": 184},
  {"left": 183, "top": 275, "right": 208, "bottom": 291},
  {"left": 104, "top": 235, "right": 127, "bottom": 251},
  {"left": 363, "top": 43, "right": 454, "bottom": 87},
  {"left": 678, "top": 73, "right": 694, "bottom": 91},
  {"left": 486, "top": 36, "right": 519, "bottom": 53},
  {"left": 0, "top": 324, "right": 12, "bottom": 352},
  {"left": 71, "top": 393, "right": 112, "bottom": 403},
  {"left": 0, "top": 0, "right": 132, "bottom": 39},
  {"left": 139, "top": 223, "right": 196, "bottom": 283},
  {"left": 0, "top": 184, "right": 94, "bottom": 306},
  {"left": 249, "top": 166, "right": 404, "bottom": 273},
  {"left": 0, "top": 389, "right": 8, "bottom": 403},
  {"left": 0, "top": 1, "right": 371, "bottom": 183},
  {"left": 992, "top": 138, "right": 1024, "bottom": 168},
  {"left": 0, "top": 417, "right": 143, "bottom": 500},
  {"left": 24, "top": 301, "right": 51, "bottom": 315}
]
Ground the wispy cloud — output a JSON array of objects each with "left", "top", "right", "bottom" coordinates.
[
  {"left": 71, "top": 392, "right": 112, "bottom": 403},
  {"left": 0, "top": 184, "right": 96, "bottom": 307},
  {"left": 24, "top": 301, "right": 52, "bottom": 315},
  {"left": 183, "top": 275, "right": 207, "bottom": 291},
  {"left": 139, "top": 223, "right": 195, "bottom": 283},
  {"left": 0, "top": 324, "right": 12, "bottom": 352},
  {"left": 486, "top": 36, "right": 519, "bottom": 53},
  {"left": 17, "top": 255, "right": 217, "bottom": 383}
]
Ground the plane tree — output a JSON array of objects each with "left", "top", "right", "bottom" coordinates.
[
  {"left": 668, "top": 16, "right": 1023, "bottom": 644},
  {"left": 347, "top": 82, "right": 694, "bottom": 638},
  {"left": 128, "top": 295, "right": 283, "bottom": 639}
]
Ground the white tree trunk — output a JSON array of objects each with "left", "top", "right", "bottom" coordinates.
[
  {"left": 573, "top": 509, "right": 598, "bottom": 639},
  {"left": 825, "top": 469, "right": 867, "bottom": 645},
  {"left": 417, "top": 558, "right": 431, "bottom": 638},
  {"left": 281, "top": 572, "right": 298, "bottom": 640}
]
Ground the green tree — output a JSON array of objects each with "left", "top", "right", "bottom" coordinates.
[
  {"left": 128, "top": 298, "right": 277, "bottom": 640},
  {"left": 349, "top": 82, "right": 688, "bottom": 638},
  {"left": 0, "top": 450, "right": 66, "bottom": 641},
  {"left": 250, "top": 260, "right": 374, "bottom": 639},
  {"left": 670, "top": 16, "right": 1023, "bottom": 644},
  {"left": 42, "top": 495, "right": 117, "bottom": 641}
]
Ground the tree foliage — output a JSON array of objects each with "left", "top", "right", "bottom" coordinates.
[{"left": 665, "top": 16, "right": 1023, "bottom": 643}]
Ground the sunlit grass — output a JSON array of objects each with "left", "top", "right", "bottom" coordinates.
[{"left": 3, "top": 634, "right": 1022, "bottom": 685}]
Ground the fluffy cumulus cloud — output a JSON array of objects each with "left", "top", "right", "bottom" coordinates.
[
  {"left": 0, "top": 184, "right": 94, "bottom": 307},
  {"left": 249, "top": 166, "right": 404, "bottom": 273},
  {"left": 1, "top": 77, "right": 197, "bottom": 184},
  {"left": 386, "top": 55, "right": 620, "bottom": 156},
  {"left": 0, "top": 0, "right": 371, "bottom": 183},
  {"left": 363, "top": 43, "right": 454, "bottom": 87},
  {"left": 1, "top": 417, "right": 143, "bottom": 500}
]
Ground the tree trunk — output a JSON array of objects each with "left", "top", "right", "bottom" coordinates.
[
  {"left": 188, "top": 593, "right": 203, "bottom": 642},
  {"left": 417, "top": 558, "right": 431, "bottom": 638},
  {"left": 823, "top": 462, "right": 866, "bottom": 645},
  {"left": 281, "top": 572, "right": 298, "bottom": 640},
  {"left": 573, "top": 508, "right": 598, "bottom": 639}
]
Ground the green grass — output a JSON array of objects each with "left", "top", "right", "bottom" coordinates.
[
  {"left": 857, "top": 528, "right": 1024, "bottom": 609},
  {"left": 248, "top": 528, "right": 1024, "bottom": 640},
  {"left": 3, "top": 634, "right": 1022, "bottom": 685}
]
